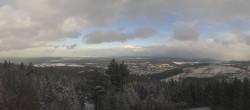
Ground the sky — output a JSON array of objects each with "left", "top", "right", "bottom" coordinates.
[{"left": 1, "top": 0, "right": 250, "bottom": 60}]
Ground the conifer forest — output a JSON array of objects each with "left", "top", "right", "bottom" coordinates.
[{"left": 0, "top": 59, "right": 249, "bottom": 110}]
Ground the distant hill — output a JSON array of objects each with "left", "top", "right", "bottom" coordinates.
[{"left": 150, "top": 62, "right": 250, "bottom": 81}]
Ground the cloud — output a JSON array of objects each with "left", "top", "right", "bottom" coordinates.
[
  {"left": 0, "top": 4, "right": 83, "bottom": 51},
  {"left": 0, "top": 0, "right": 166, "bottom": 51},
  {"left": 1, "top": 33, "right": 250, "bottom": 61},
  {"left": 0, "top": 0, "right": 249, "bottom": 46},
  {"left": 0, "top": 0, "right": 125, "bottom": 51},
  {"left": 135, "top": 33, "right": 250, "bottom": 60},
  {"left": 66, "top": 44, "right": 77, "bottom": 50},
  {"left": 59, "top": 17, "right": 89, "bottom": 33},
  {"left": 174, "top": 20, "right": 198, "bottom": 27},
  {"left": 173, "top": 29, "right": 199, "bottom": 41},
  {"left": 79, "top": 33, "right": 250, "bottom": 60},
  {"left": 0, "top": 38, "right": 35, "bottom": 51},
  {"left": 243, "top": 36, "right": 250, "bottom": 45},
  {"left": 53, "top": 38, "right": 250, "bottom": 61},
  {"left": 1, "top": 0, "right": 250, "bottom": 60},
  {"left": 40, "top": 0, "right": 250, "bottom": 21},
  {"left": 83, "top": 28, "right": 157, "bottom": 44},
  {"left": 134, "top": 28, "right": 157, "bottom": 37}
]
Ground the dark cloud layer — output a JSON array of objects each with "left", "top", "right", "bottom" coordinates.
[
  {"left": 66, "top": 44, "right": 77, "bottom": 50},
  {"left": 83, "top": 28, "right": 157, "bottom": 44},
  {"left": 173, "top": 29, "right": 199, "bottom": 41}
]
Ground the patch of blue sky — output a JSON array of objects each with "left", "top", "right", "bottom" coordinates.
[
  {"left": 128, "top": 31, "right": 172, "bottom": 45},
  {"left": 226, "top": 19, "right": 250, "bottom": 32},
  {"left": 79, "top": 14, "right": 184, "bottom": 35},
  {"left": 63, "top": 38, "right": 81, "bottom": 46},
  {"left": 85, "top": 42, "right": 127, "bottom": 48},
  {"left": 76, "top": 14, "right": 223, "bottom": 47},
  {"left": 115, "top": 15, "right": 177, "bottom": 32},
  {"left": 75, "top": 17, "right": 173, "bottom": 45}
]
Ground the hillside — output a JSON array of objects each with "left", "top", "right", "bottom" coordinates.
[{"left": 149, "top": 62, "right": 250, "bottom": 81}]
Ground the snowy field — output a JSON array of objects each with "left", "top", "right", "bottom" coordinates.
[
  {"left": 187, "top": 107, "right": 211, "bottom": 110},
  {"left": 163, "top": 64, "right": 250, "bottom": 81}
]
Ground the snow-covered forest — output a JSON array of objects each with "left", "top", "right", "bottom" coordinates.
[{"left": 0, "top": 59, "right": 249, "bottom": 110}]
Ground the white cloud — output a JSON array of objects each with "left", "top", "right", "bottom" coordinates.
[{"left": 59, "top": 17, "right": 89, "bottom": 33}]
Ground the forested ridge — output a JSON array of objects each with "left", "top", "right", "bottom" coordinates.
[{"left": 0, "top": 59, "right": 249, "bottom": 110}]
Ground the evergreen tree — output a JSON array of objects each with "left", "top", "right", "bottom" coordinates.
[
  {"left": 232, "top": 78, "right": 241, "bottom": 109},
  {"left": 119, "top": 61, "right": 129, "bottom": 90},
  {"left": 106, "top": 59, "right": 130, "bottom": 91},
  {"left": 119, "top": 61, "right": 129, "bottom": 78},
  {"left": 106, "top": 59, "right": 120, "bottom": 89},
  {"left": 3, "top": 60, "right": 8, "bottom": 68},
  {"left": 213, "top": 80, "right": 221, "bottom": 107},
  {"left": 28, "top": 62, "right": 35, "bottom": 73},
  {"left": 241, "top": 78, "right": 250, "bottom": 110},
  {"left": 20, "top": 62, "right": 25, "bottom": 69},
  {"left": 93, "top": 86, "right": 106, "bottom": 110}
]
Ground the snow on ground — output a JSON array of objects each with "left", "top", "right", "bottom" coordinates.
[
  {"left": 187, "top": 107, "right": 211, "bottom": 110},
  {"left": 84, "top": 103, "right": 94, "bottom": 110},
  {"left": 163, "top": 64, "right": 250, "bottom": 81},
  {"left": 173, "top": 62, "right": 187, "bottom": 65},
  {"left": 185, "top": 65, "right": 244, "bottom": 78},
  {"left": 67, "top": 64, "right": 85, "bottom": 67},
  {"left": 173, "top": 61, "right": 200, "bottom": 65},
  {"left": 34, "top": 63, "right": 66, "bottom": 67},
  {"left": 34, "top": 63, "right": 85, "bottom": 67}
]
